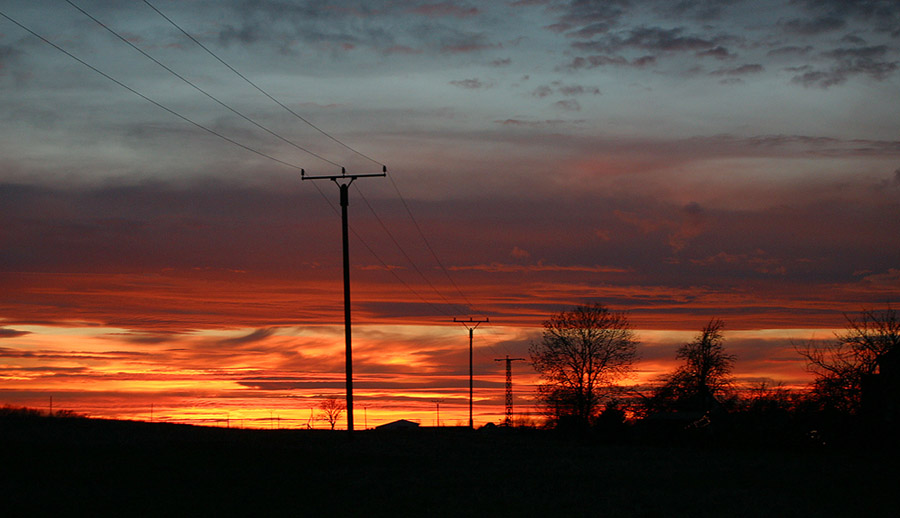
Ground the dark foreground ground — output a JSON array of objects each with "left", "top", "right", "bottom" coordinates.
[{"left": 2, "top": 416, "right": 896, "bottom": 517}]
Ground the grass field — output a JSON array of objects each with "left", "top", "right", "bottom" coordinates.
[{"left": 2, "top": 415, "right": 896, "bottom": 516}]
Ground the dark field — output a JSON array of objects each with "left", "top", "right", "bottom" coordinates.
[{"left": 2, "top": 416, "right": 896, "bottom": 516}]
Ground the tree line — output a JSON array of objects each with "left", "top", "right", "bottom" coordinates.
[{"left": 529, "top": 303, "right": 900, "bottom": 444}]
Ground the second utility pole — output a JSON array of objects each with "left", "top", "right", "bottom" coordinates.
[
  {"left": 302, "top": 166, "right": 385, "bottom": 432},
  {"left": 454, "top": 316, "right": 488, "bottom": 428}
]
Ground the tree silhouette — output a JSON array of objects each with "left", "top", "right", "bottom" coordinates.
[
  {"left": 649, "top": 318, "right": 735, "bottom": 413},
  {"left": 797, "top": 306, "right": 900, "bottom": 419},
  {"left": 530, "top": 304, "right": 638, "bottom": 426},
  {"left": 319, "top": 398, "right": 346, "bottom": 430}
]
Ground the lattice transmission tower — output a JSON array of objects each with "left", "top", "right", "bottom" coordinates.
[{"left": 495, "top": 355, "right": 525, "bottom": 425}]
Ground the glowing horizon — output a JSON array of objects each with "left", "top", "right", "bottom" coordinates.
[{"left": 2, "top": 320, "right": 826, "bottom": 428}]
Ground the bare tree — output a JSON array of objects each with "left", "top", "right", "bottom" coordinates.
[
  {"left": 648, "top": 318, "right": 735, "bottom": 413},
  {"left": 318, "top": 398, "right": 346, "bottom": 430},
  {"left": 530, "top": 304, "right": 638, "bottom": 425},
  {"left": 797, "top": 306, "right": 900, "bottom": 417}
]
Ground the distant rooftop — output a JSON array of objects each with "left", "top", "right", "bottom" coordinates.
[{"left": 374, "top": 419, "right": 420, "bottom": 431}]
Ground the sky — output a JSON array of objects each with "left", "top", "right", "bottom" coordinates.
[{"left": 1, "top": 0, "right": 899, "bottom": 428}]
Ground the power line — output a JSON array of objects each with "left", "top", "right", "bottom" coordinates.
[
  {"left": 4, "top": 5, "right": 474, "bottom": 327},
  {"left": 354, "top": 184, "right": 469, "bottom": 316},
  {"left": 135, "top": 1, "right": 462, "bottom": 319},
  {"left": 64, "top": 0, "right": 341, "bottom": 170},
  {"left": 302, "top": 174, "right": 454, "bottom": 318},
  {"left": 140, "top": 0, "right": 478, "bottom": 319},
  {"left": 385, "top": 173, "right": 477, "bottom": 313},
  {"left": 348, "top": 226, "right": 459, "bottom": 319},
  {"left": 141, "top": 0, "right": 384, "bottom": 167},
  {"left": 0, "top": 8, "right": 304, "bottom": 172}
]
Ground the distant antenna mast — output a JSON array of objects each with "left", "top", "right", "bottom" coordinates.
[
  {"left": 431, "top": 399, "right": 443, "bottom": 427},
  {"left": 302, "top": 166, "right": 386, "bottom": 432},
  {"left": 494, "top": 356, "right": 525, "bottom": 426},
  {"left": 454, "top": 317, "right": 489, "bottom": 428}
]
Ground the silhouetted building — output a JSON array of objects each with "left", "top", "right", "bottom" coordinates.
[{"left": 375, "top": 419, "right": 420, "bottom": 431}]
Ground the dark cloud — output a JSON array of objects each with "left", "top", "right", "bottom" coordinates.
[
  {"left": 2, "top": 129, "right": 899, "bottom": 332},
  {"left": 711, "top": 63, "right": 764, "bottom": 76},
  {"left": 796, "top": 0, "right": 900, "bottom": 36},
  {"left": 450, "top": 78, "right": 487, "bottom": 89},
  {"left": 548, "top": 0, "right": 630, "bottom": 38},
  {"left": 622, "top": 26, "right": 718, "bottom": 52},
  {"left": 0, "top": 179, "right": 330, "bottom": 274},
  {"left": 653, "top": 0, "right": 741, "bottom": 21},
  {"left": 0, "top": 347, "right": 148, "bottom": 361},
  {"left": 532, "top": 85, "right": 553, "bottom": 97},
  {"left": 533, "top": 82, "right": 600, "bottom": 97},
  {"left": 554, "top": 99, "right": 581, "bottom": 111},
  {"left": 792, "top": 45, "right": 898, "bottom": 88},
  {"left": 207, "top": 1, "right": 496, "bottom": 57},
  {"left": 213, "top": 2, "right": 384, "bottom": 53},
  {"left": 766, "top": 46, "right": 813, "bottom": 57},
  {"left": 492, "top": 119, "right": 574, "bottom": 127},
  {"left": 218, "top": 327, "right": 277, "bottom": 346},
  {"left": 217, "top": 22, "right": 265, "bottom": 47},
  {"left": 357, "top": 302, "right": 466, "bottom": 320},
  {"left": 561, "top": 54, "right": 656, "bottom": 70},
  {"left": 558, "top": 84, "right": 601, "bottom": 96},
  {"left": 562, "top": 22, "right": 738, "bottom": 74},
  {"left": 696, "top": 46, "right": 736, "bottom": 59},
  {"left": 113, "top": 332, "right": 181, "bottom": 345},
  {"left": 0, "top": 328, "right": 30, "bottom": 338},
  {"left": 825, "top": 45, "right": 890, "bottom": 60},
  {"left": 840, "top": 34, "right": 867, "bottom": 45},
  {"left": 407, "top": 3, "right": 480, "bottom": 19},
  {"left": 782, "top": 15, "right": 846, "bottom": 35}
]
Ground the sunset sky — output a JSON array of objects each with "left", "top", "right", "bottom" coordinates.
[{"left": 2, "top": 0, "right": 899, "bottom": 428}]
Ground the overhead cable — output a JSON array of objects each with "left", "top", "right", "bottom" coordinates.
[
  {"left": 141, "top": 0, "right": 384, "bottom": 168},
  {"left": 386, "top": 173, "right": 477, "bottom": 313},
  {"left": 141, "top": 0, "right": 477, "bottom": 317},
  {"left": 0, "top": 9, "right": 304, "bottom": 172},
  {"left": 354, "top": 185, "right": 470, "bottom": 316},
  {"left": 64, "top": 0, "right": 341, "bottom": 170}
]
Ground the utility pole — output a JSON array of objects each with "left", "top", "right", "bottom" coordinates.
[
  {"left": 454, "top": 317, "right": 489, "bottom": 428},
  {"left": 302, "top": 166, "right": 385, "bottom": 432},
  {"left": 494, "top": 356, "right": 525, "bottom": 426}
]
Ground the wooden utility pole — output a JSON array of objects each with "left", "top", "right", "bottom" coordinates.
[
  {"left": 453, "top": 317, "right": 489, "bottom": 428},
  {"left": 302, "top": 166, "right": 385, "bottom": 431},
  {"left": 494, "top": 356, "right": 525, "bottom": 425}
]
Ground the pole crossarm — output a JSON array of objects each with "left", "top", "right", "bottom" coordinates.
[
  {"left": 301, "top": 165, "right": 385, "bottom": 432},
  {"left": 453, "top": 316, "right": 489, "bottom": 330},
  {"left": 454, "top": 316, "right": 489, "bottom": 428},
  {"left": 300, "top": 166, "right": 387, "bottom": 181}
]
